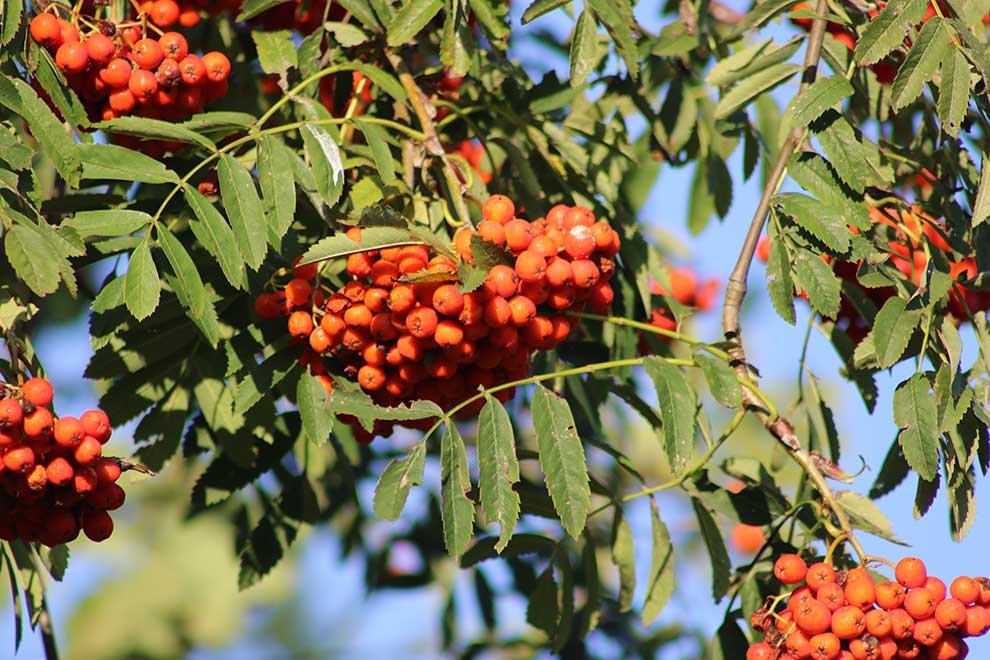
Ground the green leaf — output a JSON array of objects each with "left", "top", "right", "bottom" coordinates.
[
  {"left": 692, "top": 497, "right": 731, "bottom": 601},
  {"left": 854, "top": 0, "right": 929, "bottom": 65},
  {"left": 891, "top": 18, "right": 951, "bottom": 111},
  {"left": 714, "top": 63, "right": 800, "bottom": 120},
  {"left": 5, "top": 224, "right": 60, "bottom": 296},
  {"left": 217, "top": 153, "right": 268, "bottom": 270},
  {"left": 468, "top": 0, "right": 509, "bottom": 41},
  {"left": 766, "top": 233, "right": 796, "bottom": 324},
  {"left": 440, "top": 7, "right": 470, "bottom": 75},
  {"left": 334, "top": 0, "right": 383, "bottom": 30},
  {"left": 610, "top": 510, "right": 636, "bottom": 612},
  {"left": 815, "top": 117, "right": 869, "bottom": 193},
  {"left": 257, "top": 135, "right": 296, "bottom": 248},
  {"left": 301, "top": 124, "right": 344, "bottom": 209},
  {"left": 569, "top": 9, "right": 600, "bottom": 88},
  {"left": 328, "top": 386, "right": 442, "bottom": 431},
  {"left": 469, "top": 234, "right": 515, "bottom": 269},
  {"left": 455, "top": 262, "right": 487, "bottom": 294},
  {"left": 29, "top": 46, "right": 90, "bottom": 130},
  {"left": 870, "top": 297, "right": 922, "bottom": 368},
  {"left": 835, "top": 490, "right": 907, "bottom": 544},
  {"left": 440, "top": 423, "right": 475, "bottom": 559},
  {"left": 643, "top": 357, "right": 697, "bottom": 474},
  {"left": 774, "top": 193, "right": 851, "bottom": 253},
  {"left": 236, "top": 0, "right": 291, "bottom": 20},
  {"left": 695, "top": 354, "right": 742, "bottom": 408},
  {"left": 587, "top": 0, "right": 639, "bottom": 79},
  {"left": 156, "top": 226, "right": 220, "bottom": 346},
  {"left": 521, "top": 0, "right": 569, "bottom": 23},
  {"left": 531, "top": 385, "right": 591, "bottom": 540},
  {"left": 354, "top": 118, "right": 397, "bottom": 184},
  {"left": 785, "top": 75, "right": 853, "bottom": 128},
  {"left": 642, "top": 501, "right": 675, "bottom": 625},
  {"left": 938, "top": 46, "right": 971, "bottom": 137},
  {"left": 233, "top": 350, "right": 298, "bottom": 415},
  {"left": 972, "top": 152, "right": 990, "bottom": 227},
  {"left": 300, "top": 226, "right": 420, "bottom": 266},
  {"left": 1, "top": 0, "right": 20, "bottom": 48},
  {"left": 386, "top": 0, "right": 443, "bottom": 47},
  {"left": 97, "top": 116, "right": 215, "bottom": 149},
  {"left": 78, "top": 143, "right": 180, "bottom": 184},
  {"left": 477, "top": 397, "right": 521, "bottom": 553},
  {"left": 297, "top": 372, "right": 334, "bottom": 445},
  {"left": 64, "top": 210, "right": 151, "bottom": 238},
  {"left": 124, "top": 240, "right": 161, "bottom": 321},
  {"left": 651, "top": 20, "right": 699, "bottom": 57},
  {"left": 0, "top": 76, "right": 81, "bottom": 187},
  {"left": 894, "top": 373, "right": 940, "bottom": 481},
  {"left": 527, "top": 567, "right": 560, "bottom": 637},
  {"left": 373, "top": 441, "right": 427, "bottom": 520},
  {"left": 706, "top": 37, "right": 803, "bottom": 88},
  {"left": 183, "top": 186, "right": 245, "bottom": 289},
  {"left": 731, "top": 0, "right": 798, "bottom": 36},
  {"left": 788, "top": 153, "right": 870, "bottom": 230},
  {"left": 793, "top": 248, "right": 841, "bottom": 318},
  {"left": 252, "top": 30, "right": 298, "bottom": 75},
  {"left": 460, "top": 533, "right": 558, "bottom": 567}
]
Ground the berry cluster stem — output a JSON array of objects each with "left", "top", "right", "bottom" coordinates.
[
  {"left": 718, "top": 0, "right": 868, "bottom": 564},
  {"left": 385, "top": 51, "right": 473, "bottom": 228}
]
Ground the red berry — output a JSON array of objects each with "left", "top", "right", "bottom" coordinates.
[
  {"left": 82, "top": 509, "right": 114, "bottom": 542},
  {"left": 81, "top": 409, "right": 112, "bottom": 443},
  {"left": 202, "top": 51, "right": 231, "bottom": 82},
  {"left": 29, "top": 14, "right": 63, "bottom": 49},
  {"left": 21, "top": 377, "right": 54, "bottom": 407},
  {"left": 132, "top": 38, "right": 164, "bottom": 70}
]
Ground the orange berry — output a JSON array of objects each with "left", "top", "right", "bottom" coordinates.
[
  {"left": 0, "top": 399, "right": 24, "bottom": 429},
  {"left": 339, "top": 327, "right": 370, "bottom": 352},
  {"left": 483, "top": 296, "right": 511, "bottom": 327},
  {"left": 795, "top": 599, "right": 833, "bottom": 635},
  {"left": 563, "top": 224, "right": 596, "bottom": 259},
  {"left": 132, "top": 38, "right": 164, "bottom": 69},
  {"left": 22, "top": 377, "right": 53, "bottom": 407},
  {"left": 369, "top": 313, "right": 398, "bottom": 341},
  {"left": 343, "top": 303, "right": 373, "bottom": 328},
  {"left": 587, "top": 280, "right": 614, "bottom": 311},
  {"left": 158, "top": 31, "right": 189, "bottom": 60},
  {"left": 807, "top": 562, "right": 838, "bottom": 591},
  {"left": 521, "top": 315, "right": 554, "bottom": 347},
  {"left": 285, "top": 278, "right": 313, "bottom": 306},
  {"left": 905, "top": 588, "right": 937, "bottom": 620},
  {"left": 92, "top": 457, "right": 121, "bottom": 484},
  {"left": 346, "top": 252, "right": 375, "bottom": 277},
  {"left": 927, "top": 635, "right": 966, "bottom": 660},
  {"left": 369, "top": 259, "right": 399, "bottom": 287},
  {"left": 23, "top": 407, "right": 54, "bottom": 442},
  {"left": 81, "top": 409, "right": 111, "bottom": 443},
  {"left": 546, "top": 204, "right": 568, "bottom": 227},
  {"left": 950, "top": 577, "right": 979, "bottom": 605},
  {"left": 357, "top": 365, "right": 386, "bottom": 391},
  {"left": 434, "top": 319, "right": 465, "bottom": 348},
  {"left": 477, "top": 220, "right": 506, "bottom": 246},
  {"left": 504, "top": 219, "right": 533, "bottom": 252},
  {"left": 488, "top": 325, "right": 518, "bottom": 349},
  {"left": 308, "top": 327, "right": 331, "bottom": 353},
  {"left": 388, "top": 284, "right": 417, "bottom": 313},
  {"left": 287, "top": 311, "right": 314, "bottom": 338},
  {"left": 785, "top": 630, "right": 813, "bottom": 658},
  {"left": 30, "top": 14, "right": 63, "bottom": 49},
  {"left": 571, "top": 259, "right": 600, "bottom": 288},
  {"left": 84, "top": 33, "right": 115, "bottom": 66},
  {"left": 888, "top": 608, "right": 915, "bottom": 640},
  {"left": 935, "top": 598, "right": 968, "bottom": 632},
  {"left": 528, "top": 234, "right": 558, "bottom": 259},
  {"left": 515, "top": 250, "right": 547, "bottom": 283},
  {"left": 508, "top": 295, "right": 536, "bottom": 326},
  {"left": 817, "top": 581, "right": 846, "bottom": 612},
  {"left": 128, "top": 69, "right": 158, "bottom": 100},
  {"left": 746, "top": 643, "right": 775, "bottom": 660},
  {"left": 926, "top": 577, "right": 947, "bottom": 603},
  {"left": 3, "top": 446, "right": 35, "bottom": 473},
  {"left": 484, "top": 264, "right": 519, "bottom": 298},
  {"left": 775, "top": 553, "right": 809, "bottom": 584},
  {"left": 962, "top": 605, "right": 989, "bottom": 637},
  {"left": 896, "top": 558, "right": 928, "bottom": 589},
  {"left": 877, "top": 580, "right": 907, "bottom": 609},
  {"left": 396, "top": 334, "right": 424, "bottom": 361},
  {"left": 255, "top": 292, "right": 285, "bottom": 319},
  {"left": 590, "top": 221, "right": 614, "bottom": 253},
  {"left": 432, "top": 284, "right": 465, "bottom": 316},
  {"left": 454, "top": 228, "right": 476, "bottom": 261},
  {"left": 55, "top": 41, "right": 89, "bottom": 73},
  {"left": 45, "top": 457, "right": 74, "bottom": 486},
  {"left": 547, "top": 284, "right": 576, "bottom": 310},
  {"left": 912, "top": 617, "right": 943, "bottom": 647},
  {"left": 544, "top": 259, "right": 573, "bottom": 288},
  {"left": 895, "top": 639, "right": 921, "bottom": 658},
  {"left": 179, "top": 54, "right": 206, "bottom": 85},
  {"left": 831, "top": 605, "right": 866, "bottom": 639},
  {"left": 845, "top": 571, "right": 877, "bottom": 609},
  {"left": 406, "top": 306, "right": 439, "bottom": 338},
  {"left": 482, "top": 194, "right": 515, "bottom": 225},
  {"left": 809, "top": 632, "right": 841, "bottom": 659},
  {"left": 865, "top": 609, "right": 892, "bottom": 638},
  {"left": 74, "top": 436, "right": 102, "bottom": 464},
  {"left": 976, "top": 577, "right": 990, "bottom": 605},
  {"left": 562, "top": 206, "right": 594, "bottom": 229},
  {"left": 150, "top": 0, "right": 180, "bottom": 26},
  {"left": 202, "top": 51, "right": 231, "bottom": 82},
  {"left": 54, "top": 416, "right": 85, "bottom": 448}
]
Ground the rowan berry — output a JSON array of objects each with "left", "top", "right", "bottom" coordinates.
[
  {"left": 876, "top": 580, "right": 906, "bottom": 609},
  {"left": 108, "top": 88, "right": 137, "bottom": 112},
  {"left": 23, "top": 407, "right": 54, "bottom": 442},
  {"left": 905, "top": 589, "right": 938, "bottom": 620},
  {"left": 0, "top": 399, "right": 23, "bottom": 430},
  {"left": 927, "top": 635, "right": 966, "bottom": 660},
  {"left": 150, "top": 0, "right": 180, "bottom": 26},
  {"left": 795, "top": 599, "right": 833, "bottom": 635},
  {"left": 54, "top": 416, "right": 85, "bottom": 449},
  {"left": 179, "top": 54, "right": 206, "bottom": 84},
  {"left": 897, "top": 558, "right": 928, "bottom": 589},
  {"left": 895, "top": 639, "right": 921, "bottom": 658},
  {"left": 807, "top": 562, "right": 838, "bottom": 591},
  {"left": 488, "top": 325, "right": 519, "bottom": 349},
  {"left": 285, "top": 278, "right": 313, "bottom": 306},
  {"left": 22, "top": 377, "right": 54, "bottom": 407},
  {"left": 82, "top": 509, "right": 113, "bottom": 542},
  {"left": 845, "top": 570, "right": 877, "bottom": 609},
  {"left": 926, "top": 577, "right": 948, "bottom": 603},
  {"left": 508, "top": 295, "right": 537, "bottom": 326},
  {"left": 571, "top": 259, "right": 600, "bottom": 288},
  {"left": 817, "top": 581, "right": 846, "bottom": 612},
  {"left": 587, "top": 280, "right": 614, "bottom": 311},
  {"left": 482, "top": 194, "right": 515, "bottom": 225},
  {"left": 888, "top": 608, "right": 915, "bottom": 640},
  {"left": 57, "top": 18, "right": 78, "bottom": 43},
  {"left": 948, "top": 577, "right": 978, "bottom": 606},
  {"left": 343, "top": 304, "right": 373, "bottom": 328},
  {"left": 775, "top": 554, "right": 809, "bottom": 584},
  {"left": 92, "top": 457, "right": 121, "bottom": 484},
  {"left": 504, "top": 219, "right": 533, "bottom": 252},
  {"left": 809, "top": 632, "right": 841, "bottom": 659},
  {"left": 976, "top": 577, "right": 990, "bottom": 605},
  {"left": 3, "top": 446, "right": 35, "bottom": 473},
  {"left": 100, "top": 57, "right": 133, "bottom": 87},
  {"left": 913, "top": 618, "right": 943, "bottom": 647},
  {"left": 88, "top": 483, "right": 126, "bottom": 510},
  {"left": 30, "top": 14, "right": 63, "bottom": 49},
  {"left": 406, "top": 306, "right": 439, "bottom": 338},
  {"left": 356, "top": 365, "right": 386, "bottom": 391},
  {"left": 563, "top": 225, "right": 596, "bottom": 259},
  {"left": 128, "top": 69, "right": 158, "bottom": 100},
  {"left": 178, "top": 3, "right": 200, "bottom": 27},
  {"left": 81, "top": 409, "right": 111, "bottom": 443},
  {"left": 431, "top": 284, "right": 464, "bottom": 317},
  {"left": 831, "top": 605, "right": 866, "bottom": 639},
  {"left": 935, "top": 599, "right": 968, "bottom": 632},
  {"left": 202, "top": 51, "right": 231, "bottom": 82},
  {"left": 785, "top": 629, "right": 813, "bottom": 658},
  {"left": 84, "top": 33, "right": 115, "bottom": 66},
  {"left": 287, "top": 311, "right": 314, "bottom": 338},
  {"left": 132, "top": 38, "right": 164, "bottom": 69},
  {"left": 397, "top": 362, "right": 426, "bottom": 384},
  {"left": 74, "top": 436, "right": 102, "bottom": 465},
  {"left": 477, "top": 220, "right": 506, "bottom": 246},
  {"left": 484, "top": 265, "right": 519, "bottom": 298},
  {"left": 158, "top": 31, "right": 188, "bottom": 60},
  {"left": 962, "top": 605, "right": 989, "bottom": 637},
  {"left": 434, "top": 319, "right": 465, "bottom": 348},
  {"left": 865, "top": 609, "right": 892, "bottom": 638}
]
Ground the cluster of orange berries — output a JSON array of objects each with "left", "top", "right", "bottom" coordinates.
[
  {"left": 29, "top": 10, "right": 230, "bottom": 152},
  {"left": 747, "top": 554, "right": 990, "bottom": 660},
  {"left": 0, "top": 378, "right": 125, "bottom": 546},
  {"left": 790, "top": 2, "right": 988, "bottom": 85},
  {"left": 758, "top": 206, "right": 989, "bottom": 344},
  {"left": 254, "top": 195, "right": 620, "bottom": 441}
]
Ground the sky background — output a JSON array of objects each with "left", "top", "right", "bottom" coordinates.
[{"left": 4, "top": 1, "right": 990, "bottom": 658}]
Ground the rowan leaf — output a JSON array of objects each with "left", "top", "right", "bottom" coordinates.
[
  {"left": 641, "top": 501, "right": 675, "bottom": 625},
  {"left": 217, "top": 153, "right": 268, "bottom": 270},
  {"left": 643, "top": 357, "right": 697, "bottom": 473},
  {"left": 477, "top": 397, "right": 521, "bottom": 553},
  {"left": 373, "top": 441, "right": 426, "bottom": 520},
  {"left": 894, "top": 373, "right": 940, "bottom": 481},
  {"left": 124, "top": 240, "right": 161, "bottom": 321},
  {"left": 532, "top": 385, "right": 590, "bottom": 540},
  {"left": 440, "top": 423, "right": 475, "bottom": 559}
]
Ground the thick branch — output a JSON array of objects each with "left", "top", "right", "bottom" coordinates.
[
  {"left": 719, "top": 1, "right": 867, "bottom": 564},
  {"left": 386, "top": 51, "right": 473, "bottom": 227}
]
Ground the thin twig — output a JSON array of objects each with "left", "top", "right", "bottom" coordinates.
[
  {"left": 719, "top": 0, "right": 867, "bottom": 564},
  {"left": 385, "top": 51, "right": 473, "bottom": 227}
]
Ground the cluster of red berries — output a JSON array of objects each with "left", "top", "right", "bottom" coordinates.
[
  {"left": 29, "top": 10, "right": 230, "bottom": 153},
  {"left": 637, "top": 267, "right": 720, "bottom": 352},
  {"left": 254, "top": 195, "right": 620, "bottom": 441},
  {"left": 185, "top": 0, "right": 344, "bottom": 33},
  {"left": 747, "top": 554, "right": 990, "bottom": 659},
  {"left": 790, "top": 2, "right": 988, "bottom": 85},
  {"left": 0, "top": 378, "right": 125, "bottom": 546},
  {"left": 757, "top": 206, "right": 990, "bottom": 345}
]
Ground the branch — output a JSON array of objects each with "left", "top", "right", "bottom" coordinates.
[
  {"left": 385, "top": 51, "right": 474, "bottom": 228},
  {"left": 719, "top": 0, "right": 867, "bottom": 564}
]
